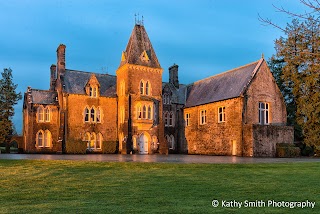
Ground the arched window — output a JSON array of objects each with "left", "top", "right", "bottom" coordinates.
[
  {"left": 90, "top": 108, "right": 95, "bottom": 122},
  {"left": 37, "top": 130, "right": 43, "bottom": 147},
  {"left": 90, "top": 133, "right": 96, "bottom": 149},
  {"left": 37, "top": 106, "right": 44, "bottom": 122},
  {"left": 137, "top": 105, "right": 142, "bottom": 119},
  {"left": 140, "top": 81, "right": 144, "bottom": 95},
  {"left": 143, "top": 105, "right": 147, "bottom": 119},
  {"left": 84, "top": 107, "right": 90, "bottom": 122},
  {"left": 96, "top": 107, "right": 101, "bottom": 123},
  {"left": 163, "top": 94, "right": 167, "bottom": 104},
  {"left": 84, "top": 132, "right": 90, "bottom": 149},
  {"left": 44, "top": 130, "right": 52, "bottom": 147},
  {"left": 169, "top": 112, "right": 174, "bottom": 127},
  {"left": 148, "top": 105, "right": 152, "bottom": 120},
  {"left": 96, "top": 133, "right": 102, "bottom": 150},
  {"left": 164, "top": 111, "right": 169, "bottom": 127},
  {"left": 146, "top": 81, "right": 150, "bottom": 95},
  {"left": 44, "top": 107, "right": 50, "bottom": 122}
]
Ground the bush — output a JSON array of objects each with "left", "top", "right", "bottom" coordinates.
[
  {"left": 65, "top": 139, "right": 87, "bottom": 154},
  {"left": 276, "top": 143, "right": 300, "bottom": 158},
  {"left": 102, "top": 141, "right": 118, "bottom": 154}
]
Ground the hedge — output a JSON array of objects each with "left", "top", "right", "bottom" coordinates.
[
  {"left": 102, "top": 141, "right": 119, "bottom": 154},
  {"left": 276, "top": 143, "right": 300, "bottom": 158},
  {"left": 65, "top": 139, "right": 87, "bottom": 154}
]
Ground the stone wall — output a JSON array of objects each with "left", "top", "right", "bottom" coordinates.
[
  {"left": 185, "top": 97, "right": 243, "bottom": 155},
  {"left": 243, "top": 124, "right": 294, "bottom": 157},
  {"left": 244, "top": 61, "right": 287, "bottom": 125},
  {"left": 66, "top": 94, "right": 118, "bottom": 146},
  {"left": 23, "top": 104, "right": 61, "bottom": 153}
]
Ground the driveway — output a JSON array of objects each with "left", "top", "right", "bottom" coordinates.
[{"left": 0, "top": 154, "right": 319, "bottom": 164}]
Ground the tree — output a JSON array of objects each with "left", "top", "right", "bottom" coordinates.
[
  {"left": 0, "top": 68, "right": 22, "bottom": 152},
  {"left": 271, "top": 18, "right": 320, "bottom": 147}
]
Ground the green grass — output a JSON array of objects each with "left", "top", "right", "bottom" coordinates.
[{"left": 0, "top": 160, "right": 319, "bottom": 213}]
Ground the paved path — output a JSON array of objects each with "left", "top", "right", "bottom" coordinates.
[{"left": 1, "top": 154, "right": 320, "bottom": 164}]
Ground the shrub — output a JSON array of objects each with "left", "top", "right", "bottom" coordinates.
[
  {"left": 276, "top": 143, "right": 300, "bottom": 158},
  {"left": 65, "top": 139, "right": 87, "bottom": 154},
  {"left": 102, "top": 141, "right": 118, "bottom": 154}
]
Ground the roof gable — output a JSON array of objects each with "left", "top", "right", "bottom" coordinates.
[
  {"left": 63, "top": 69, "right": 116, "bottom": 97},
  {"left": 30, "top": 89, "right": 58, "bottom": 105},
  {"left": 185, "top": 59, "right": 263, "bottom": 108},
  {"left": 119, "top": 24, "right": 161, "bottom": 69}
]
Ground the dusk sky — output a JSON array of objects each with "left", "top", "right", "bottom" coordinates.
[{"left": 0, "top": 0, "right": 307, "bottom": 134}]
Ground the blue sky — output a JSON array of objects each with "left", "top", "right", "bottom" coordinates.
[{"left": 0, "top": 0, "right": 307, "bottom": 134}]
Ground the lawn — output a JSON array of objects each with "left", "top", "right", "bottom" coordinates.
[{"left": 0, "top": 160, "right": 319, "bottom": 213}]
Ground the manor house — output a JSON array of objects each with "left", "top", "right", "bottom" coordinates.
[{"left": 22, "top": 23, "right": 293, "bottom": 156}]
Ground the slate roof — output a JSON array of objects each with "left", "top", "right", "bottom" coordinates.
[
  {"left": 63, "top": 69, "right": 117, "bottom": 97},
  {"left": 185, "top": 59, "right": 264, "bottom": 108},
  {"left": 30, "top": 89, "right": 58, "bottom": 105},
  {"left": 120, "top": 24, "right": 161, "bottom": 69}
]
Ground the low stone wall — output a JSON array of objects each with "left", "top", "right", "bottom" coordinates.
[{"left": 244, "top": 124, "right": 294, "bottom": 157}]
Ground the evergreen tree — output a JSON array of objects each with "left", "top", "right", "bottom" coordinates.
[
  {"left": 0, "top": 68, "right": 22, "bottom": 152},
  {"left": 273, "top": 18, "right": 320, "bottom": 147}
]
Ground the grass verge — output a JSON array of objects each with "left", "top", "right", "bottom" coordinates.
[{"left": 0, "top": 160, "right": 319, "bottom": 213}]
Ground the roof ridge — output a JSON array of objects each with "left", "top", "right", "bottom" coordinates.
[
  {"left": 65, "top": 69, "right": 116, "bottom": 77},
  {"left": 31, "top": 89, "right": 55, "bottom": 93},
  {"left": 193, "top": 59, "right": 261, "bottom": 85}
]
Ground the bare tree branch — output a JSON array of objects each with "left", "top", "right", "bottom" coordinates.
[{"left": 258, "top": 14, "right": 287, "bottom": 32}]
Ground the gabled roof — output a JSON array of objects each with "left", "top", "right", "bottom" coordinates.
[
  {"left": 185, "top": 59, "right": 264, "bottom": 108},
  {"left": 119, "top": 24, "right": 161, "bottom": 69},
  {"left": 63, "top": 69, "right": 117, "bottom": 97},
  {"left": 30, "top": 89, "right": 58, "bottom": 105}
]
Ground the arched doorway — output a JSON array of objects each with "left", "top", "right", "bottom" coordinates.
[{"left": 139, "top": 133, "right": 149, "bottom": 154}]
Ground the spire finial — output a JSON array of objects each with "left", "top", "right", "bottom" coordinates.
[
  {"left": 261, "top": 53, "right": 264, "bottom": 59},
  {"left": 134, "top": 13, "right": 144, "bottom": 26}
]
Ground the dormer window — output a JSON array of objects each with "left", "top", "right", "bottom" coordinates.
[{"left": 90, "top": 86, "right": 98, "bottom": 98}]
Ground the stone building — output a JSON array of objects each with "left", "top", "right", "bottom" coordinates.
[{"left": 22, "top": 23, "right": 293, "bottom": 156}]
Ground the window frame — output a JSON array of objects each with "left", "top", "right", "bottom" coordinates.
[
  {"left": 185, "top": 113, "right": 190, "bottom": 127},
  {"left": 218, "top": 106, "right": 226, "bottom": 123},
  {"left": 259, "top": 102, "right": 270, "bottom": 125},
  {"left": 200, "top": 109, "right": 207, "bottom": 125}
]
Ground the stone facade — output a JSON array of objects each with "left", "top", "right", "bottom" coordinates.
[{"left": 22, "top": 23, "right": 293, "bottom": 156}]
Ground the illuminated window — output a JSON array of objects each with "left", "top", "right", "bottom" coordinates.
[
  {"left": 200, "top": 110, "right": 207, "bottom": 125},
  {"left": 84, "top": 132, "right": 102, "bottom": 150},
  {"left": 185, "top": 113, "right": 190, "bottom": 126},
  {"left": 218, "top": 107, "right": 225, "bottom": 123},
  {"left": 259, "top": 102, "right": 270, "bottom": 125},
  {"left": 44, "top": 130, "right": 51, "bottom": 147}
]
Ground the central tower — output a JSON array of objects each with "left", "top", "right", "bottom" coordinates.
[{"left": 116, "top": 23, "right": 165, "bottom": 154}]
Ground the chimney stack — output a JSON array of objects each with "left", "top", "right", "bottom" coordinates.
[
  {"left": 57, "top": 44, "right": 66, "bottom": 79},
  {"left": 169, "top": 64, "right": 179, "bottom": 88},
  {"left": 50, "top": 64, "right": 57, "bottom": 90}
]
